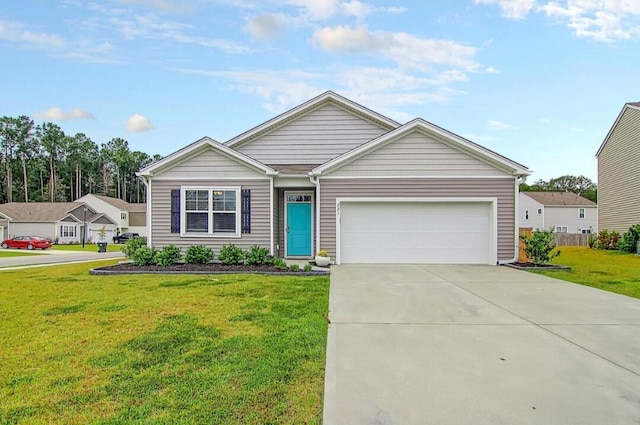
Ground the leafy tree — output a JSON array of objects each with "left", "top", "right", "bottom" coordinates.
[{"left": 520, "top": 175, "right": 597, "bottom": 202}]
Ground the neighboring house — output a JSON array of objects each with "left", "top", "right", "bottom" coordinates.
[
  {"left": 76, "top": 194, "right": 147, "bottom": 236},
  {"left": 138, "top": 91, "right": 531, "bottom": 265},
  {"left": 0, "top": 202, "right": 117, "bottom": 243},
  {"left": 519, "top": 192, "right": 597, "bottom": 234},
  {"left": 596, "top": 102, "right": 640, "bottom": 233}
]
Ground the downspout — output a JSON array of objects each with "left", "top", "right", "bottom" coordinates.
[
  {"left": 498, "top": 175, "right": 525, "bottom": 265},
  {"left": 309, "top": 173, "right": 320, "bottom": 255},
  {"left": 269, "top": 175, "right": 274, "bottom": 256}
]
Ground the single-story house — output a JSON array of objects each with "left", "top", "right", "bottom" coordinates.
[
  {"left": 138, "top": 91, "right": 531, "bottom": 265},
  {"left": 519, "top": 192, "right": 597, "bottom": 234},
  {"left": 0, "top": 202, "right": 118, "bottom": 244},
  {"left": 596, "top": 102, "right": 640, "bottom": 233},
  {"left": 76, "top": 194, "right": 147, "bottom": 237}
]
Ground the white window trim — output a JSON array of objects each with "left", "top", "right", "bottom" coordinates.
[
  {"left": 60, "top": 224, "right": 77, "bottom": 238},
  {"left": 555, "top": 226, "right": 568, "bottom": 233},
  {"left": 580, "top": 228, "right": 591, "bottom": 234},
  {"left": 578, "top": 208, "right": 586, "bottom": 219},
  {"left": 180, "top": 186, "right": 241, "bottom": 238}
]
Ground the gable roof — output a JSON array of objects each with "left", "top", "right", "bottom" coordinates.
[
  {"left": 0, "top": 202, "right": 87, "bottom": 222},
  {"left": 225, "top": 91, "right": 400, "bottom": 149},
  {"left": 87, "top": 194, "right": 146, "bottom": 212},
  {"left": 522, "top": 192, "right": 596, "bottom": 206},
  {"left": 596, "top": 102, "right": 640, "bottom": 157},
  {"left": 138, "top": 136, "right": 277, "bottom": 177},
  {"left": 311, "top": 118, "right": 531, "bottom": 176}
]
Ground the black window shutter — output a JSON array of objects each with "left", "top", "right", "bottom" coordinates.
[
  {"left": 241, "top": 189, "right": 251, "bottom": 234},
  {"left": 171, "top": 189, "right": 180, "bottom": 233}
]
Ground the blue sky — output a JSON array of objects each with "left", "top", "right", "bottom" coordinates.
[{"left": 1, "top": 0, "right": 639, "bottom": 182}]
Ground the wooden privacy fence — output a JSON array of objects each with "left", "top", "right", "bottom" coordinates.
[
  {"left": 554, "top": 233, "right": 589, "bottom": 246},
  {"left": 518, "top": 228, "right": 532, "bottom": 262}
]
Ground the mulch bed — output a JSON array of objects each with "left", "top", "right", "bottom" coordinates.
[
  {"left": 504, "top": 262, "right": 571, "bottom": 271},
  {"left": 90, "top": 262, "right": 330, "bottom": 275}
]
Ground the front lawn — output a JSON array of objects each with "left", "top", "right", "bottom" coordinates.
[
  {"left": 51, "top": 243, "right": 123, "bottom": 253},
  {"left": 0, "top": 261, "right": 330, "bottom": 424},
  {"left": 0, "top": 250, "right": 40, "bottom": 258},
  {"left": 536, "top": 246, "right": 640, "bottom": 299}
]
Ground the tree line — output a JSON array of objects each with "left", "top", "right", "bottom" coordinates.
[
  {"left": 0, "top": 116, "right": 161, "bottom": 205},
  {"left": 520, "top": 174, "right": 597, "bottom": 202}
]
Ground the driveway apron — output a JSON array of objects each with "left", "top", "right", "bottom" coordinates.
[{"left": 323, "top": 264, "right": 640, "bottom": 425}]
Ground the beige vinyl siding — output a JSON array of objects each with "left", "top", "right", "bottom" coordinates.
[
  {"left": 319, "top": 178, "right": 516, "bottom": 261},
  {"left": 328, "top": 130, "right": 509, "bottom": 177},
  {"left": 9, "top": 222, "right": 55, "bottom": 239},
  {"left": 158, "top": 149, "right": 267, "bottom": 179},
  {"left": 151, "top": 179, "right": 270, "bottom": 251},
  {"left": 129, "top": 212, "right": 146, "bottom": 227},
  {"left": 235, "top": 103, "right": 389, "bottom": 165},
  {"left": 598, "top": 107, "right": 640, "bottom": 232}
]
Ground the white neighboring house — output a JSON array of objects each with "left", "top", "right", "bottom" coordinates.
[
  {"left": 519, "top": 192, "right": 597, "bottom": 234},
  {"left": 0, "top": 202, "right": 118, "bottom": 243},
  {"left": 77, "top": 194, "right": 147, "bottom": 237}
]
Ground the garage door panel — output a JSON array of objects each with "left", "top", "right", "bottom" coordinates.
[{"left": 339, "top": 201, "right": 493, "bottom": 264}]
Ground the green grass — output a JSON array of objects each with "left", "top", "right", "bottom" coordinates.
[
  {"left": 0, "top": 261, "right": 330, "bottom": 424},
  {"left": 536, "top": 246, "right": 640, "bottom": 299},
  {"left": 51, "top": 243, "right": 123, "bottom": 253},
  {"left": 0, "top": 250, "right": 40, "bottom": 257}
]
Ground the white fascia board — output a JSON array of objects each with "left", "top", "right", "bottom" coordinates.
[
  {"left": 312, "top": 119, "right": 531, "bottom": 177},
  {"left": 60, "top": 214, "right": 83, "bottom": 223},
  {"left": 0, "top": 210, "right": 13, "bottom": 220},
  {"left": 225, "top": 91, "right": 400, "bottom": 148},
  {"left": 139, "top": 136, "right": 277, "bottom": 177},
  {"left": 596, "top": 103, "right": 640, "bottom": 157}
]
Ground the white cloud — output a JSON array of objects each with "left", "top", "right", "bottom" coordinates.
[
  {"left": 34, "top": 107, "right": 95, "bottom": 120},
  {"left": 126, "top": 114, "right": 154, "bottom": 132},
  {"left": 463, "top": 133, "right": 498, "bottom": 142},
  {"left": 488, "top": 119, "right": 518, "bottom": 130},
  {"left": 245, "top": 13, "right": 287, "bottom": 40},
  {"left": 485, "top": 66, "right": 501, "bottom": 74},
  {"left": 0, "top": 19, "right": 65, "bottom": 49},
  {"left": 473, "top": 0, "right": 536, "bottom": 20}
]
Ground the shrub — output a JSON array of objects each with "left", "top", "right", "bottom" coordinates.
[
  {"left": 184, "top": 245, "right": 214, "bottom": 264},
  {"left": 244, "top": 245, "right": 272, "bottom": 265},
  {"left": 618, "top": 224, "right": 640, "bottom": 253},
  {"left": 316, "top": 250, "right": 328, "bottom": 257},
  {"left": 303, "top": 264, "right": 312, "bottom": 272},
  {"left": 131, "top": 246, "right": 156, "bottom": 266},
  {"left": 594, "top": 229, "right": 620, "bottom": 250},
  {"left": 218, "top": 244, "right": 245, "bottom": 265},
  {"left": 519, "top": 229, "right": 560, "bottom": 264},
  {"left": 122, "top": 237, "right": 147, "bottom": 259},
  {"left": 155, "top": 244, "right": 182, "bottom": 267},
  {"left": 588, "top": 233, "right": 597, "bottom": 249},
  {"left": 273, "top": 258, "right": 287, "bottom": 269},
  {"left": 290, "top": 264, "right": 300, "bottom": 272}
]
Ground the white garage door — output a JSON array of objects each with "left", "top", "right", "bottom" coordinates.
[{"left": 338, "top": 200, "right": 494, "bottom": 264}]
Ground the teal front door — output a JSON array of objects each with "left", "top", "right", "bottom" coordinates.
[{"left": 286, "top": 197, "right": 312, "bottom": 257}]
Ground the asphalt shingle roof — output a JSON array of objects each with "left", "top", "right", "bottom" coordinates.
[
  {"left": 522, "top": 191, "right": 596, "bottom": 206},
  {"left": 0, "top": 202, "right": 83, "bottom": 221}
]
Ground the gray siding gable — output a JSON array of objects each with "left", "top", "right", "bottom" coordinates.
[
  {"left": 156, "top": 147, "right": 270, "bottom": 180},
  {"left": 234, "top": 102, "right": 393, "bottom": 165},
  {"left": 326, "top": 129, "right": 512, "bottom": 177}
]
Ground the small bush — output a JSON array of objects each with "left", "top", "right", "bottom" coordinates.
[
  {"left": 303, "top": 264, "right": 312, "bottom": 272},
  {"left": 245, "top": 245, "right": 271, "bottom": 266},
  {"left": 594, "top": 229, "right": 620, "bottom": 250},
  {"left": 184, "top": 245, "right": 214, "bottom": 264},
  {"left": 290, "top": 264, "right": 300, "bottom": 272},
  {"left": 316, "top": 250, "right": 328, "bottom": 257},
  {"left": 588, "top": 233, "right": 597, "bottom": 249},
  {"left": 122, "top": 237, "right": 147, "bottom": 259},
  {"left": 520, "top": 229, "right": 560, "bottom": 264},
  {"left": 155, "top": 244, "right": 182, "bottom": 267},
  {"left": 131, "top": 246, "right": 156, "bottom": 266},
  {"left": 273, "top": 258, "right": 287, "bottom": 269},
  {"left": 618, "top": 224, "right": 640, "bottom": 253},
  {"left": 218, "top": 244, "right": 245, "bottom": 265}
]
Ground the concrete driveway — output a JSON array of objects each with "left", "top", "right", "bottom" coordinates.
[
  {"left": 0, "top": 249, "right": 124, "bottom": 269},
  {"left": 323, "top": 264, "right": 640, "bottom": 425}
]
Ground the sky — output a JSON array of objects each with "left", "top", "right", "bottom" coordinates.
[{"left": 1, "top": 0, "right": 639, "bottom": 183}]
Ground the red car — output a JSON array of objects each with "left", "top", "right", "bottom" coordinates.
[{"left": 1, "top": 236, "right": 52, "bottom": 250}]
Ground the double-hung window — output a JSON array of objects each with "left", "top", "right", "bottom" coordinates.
[
  {"left": 578, "top": 208, "right": 586, "bottom": 219},
  {"left": 183, "top": 187, "right": 240, "bottom": 236},
  {"left": 60, "top": 225, "right": 76, "bottom": 238}
]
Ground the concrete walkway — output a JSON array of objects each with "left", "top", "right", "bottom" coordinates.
[{"left": 323, "top": 264, "right": 640, "bottom": 425}]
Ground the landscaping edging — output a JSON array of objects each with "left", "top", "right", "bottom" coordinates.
[
  {"left": 89, "top": 264, "right": 330, "bottom": 276},
  {"left": 503, "top": 263, "right": 571, "bottom": 271}
]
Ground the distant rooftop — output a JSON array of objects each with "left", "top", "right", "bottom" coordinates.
[{"left": 522, "top": 191, "right": 596, "bottom": 206}]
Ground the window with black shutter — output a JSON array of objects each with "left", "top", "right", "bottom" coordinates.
[
  {"left": 171, "top": 189, "right": 180, "bottom": 233},
  {"left": 241, "top": 189, "right": 251, "bottom": 233}
]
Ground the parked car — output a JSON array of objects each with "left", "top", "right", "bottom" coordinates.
[
  {"left": 1, "top": 236, "right": 53, "bottom": 250},
  {"left": 112, "top": 232, "right": 140, "bottom": 244}
]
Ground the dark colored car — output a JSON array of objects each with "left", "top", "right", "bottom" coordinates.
[
  {"left": 113, "top": 232, "right": 140, "bottom": 244},
  {"left": 1, "top": 236, "right": 53, "bottom": 250}
]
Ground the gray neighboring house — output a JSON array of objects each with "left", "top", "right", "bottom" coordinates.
[
  {"left": 138, "top": 91, "right": 531, "bottom": 265},
  {"left": 0, "top": 202, "right": 117, "bottom": 243},
  {"left": 519, "top": 192, "right": 597, "bottom": 234},
  {"left": 596, "top": 102, "right": 640, "bottom": 233},
  {"left": 77, "top": 194, "right": 147, "bottom": 237}
]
